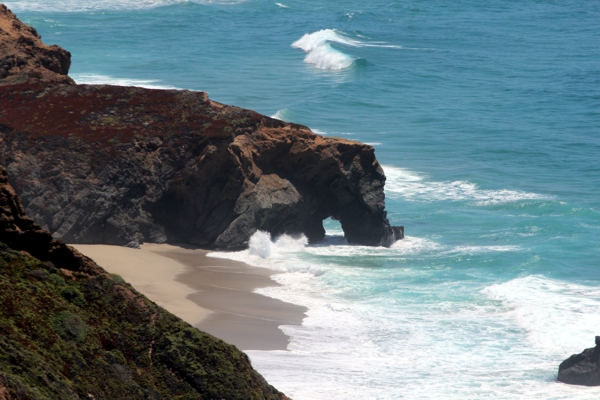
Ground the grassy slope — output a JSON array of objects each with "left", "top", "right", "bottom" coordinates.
[{"left": 0, "top": 242, "right": 283, "bottom": 400}]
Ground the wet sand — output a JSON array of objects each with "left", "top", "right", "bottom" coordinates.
[{"left": 71, "top": 243, "right": 306, "bottom": 351}]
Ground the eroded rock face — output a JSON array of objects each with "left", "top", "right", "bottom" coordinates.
[
  {"left": 0, "top": 4, "right": 74, "bottom": 86},
  {"left": 558, "top": 336, "right": 600, "bottom": 386},
  {"left": 0, "top": 8, "right": 403, "bottom": 249},
  {"left": 0, "top": 165, "right": 103, "bottom": 275}
]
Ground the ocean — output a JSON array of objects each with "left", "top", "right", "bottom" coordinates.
[{"left": 6, "top": 0, "right": 600, "bottom": 398}]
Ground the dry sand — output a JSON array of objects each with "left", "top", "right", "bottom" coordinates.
[{"left": 71, "top": 243, "right": 306, "bottom": 351}]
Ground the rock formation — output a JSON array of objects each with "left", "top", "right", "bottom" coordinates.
[
  {"left": 1, "top": 165, "right": 287, "bottom": 399},
  {"left": 557, "top": 336, "right": 600, "bottom": 386},
  {"left": 0, "top": 5, "right": 403, "bottom": 249},
  {"left": 0, "top": 4, "right": 74, "bottom": 86}
]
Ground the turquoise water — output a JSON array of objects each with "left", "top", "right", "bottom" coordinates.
[{"left": 8, "top": 0, "right": 600, "bottom": 398}]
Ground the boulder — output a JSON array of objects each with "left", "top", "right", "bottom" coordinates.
[{"left": 557, "top": 336, "right": 600, "bottom": 386}]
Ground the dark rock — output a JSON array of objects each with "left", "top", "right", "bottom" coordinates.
[
  {"left": 0, "top": 165, "right": 104, "bottom": 275},
  {"left": 0, "top": 6, "right": 403, "bottom": 250},
  {"left": 558, "top": 336, "right": 600, "bottom": 386}
]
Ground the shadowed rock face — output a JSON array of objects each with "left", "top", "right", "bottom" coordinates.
[
  {"left": 557, "top": 336, "right": 600, "bottom": 386},
  {"left": 0, "top": 6, "right": 403, "bottom": 250},
  {"left": 0, "top": 165, "right": 103, "bottom": 275}
]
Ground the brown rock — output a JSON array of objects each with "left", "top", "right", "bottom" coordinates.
[
  {"left": 0, "top": 4, "right": 74, "bottom": 86},
  {"left": 0, "top": 7, "right": 403, "bottom": 250}
]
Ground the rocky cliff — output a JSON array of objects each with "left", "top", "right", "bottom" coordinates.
[
  {"left": 0, "top": 165, "right": 287, "bottom": 399},
  {"left": 0, "top": 4, "right": 73, "bottom": 86},
  {"left": 0, "top": 5, "right": 403, "bottom": 249}
]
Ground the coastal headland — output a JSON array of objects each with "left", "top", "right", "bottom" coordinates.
[
  {"left": 0, "top": 3, "right": 402, "bottom": 398},
  {"left": 0, "top": 6, "right": 403, "bottom": 251}
]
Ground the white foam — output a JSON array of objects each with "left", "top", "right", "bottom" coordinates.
[
  {"left": 211, "top": 232, "right": 598, "bottom": 398},
  {"left": 383, "top": 165, "right": 551, "bottom": 205},
  {"left": 275, "top": 2, "right": 288, "bottom": 8},
  {"left": 483, "top": 275, "right": 600, "bottom": 353},
  {"left": 310, "top": 128, "right": 328, "bottom": 135},
  {"left": 292, "top": 29, "right": 358, "bottom": 70},
  {"left": 270, "top": 109, "right": 289, "bottom": 121},
  {"left": 5, "top": 0, "right": 245, "bottom": 12},
  {"left": 248, "top": 271, "right": 597, "bottom": 398},
  {"left": 308, "top": 127, "right": 355, "bottom": 136},
  {"left": 72, "top": 73, "right": 178, "bottom": 89},
  {"left": 15, "top": 0, "right": 246, "bottom": 11},
  {"left": 208, "top": 231, "right": 321, "bottom": 275},
  {"left": 446, "top": 245, "right": 522, "bottom": 254}
]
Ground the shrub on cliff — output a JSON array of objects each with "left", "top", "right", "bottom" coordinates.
[{"left": 0, "top": 242, "right": 285, "bottom": 399}]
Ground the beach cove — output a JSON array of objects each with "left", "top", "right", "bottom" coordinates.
[
  {"left": 72, "top": 244, "right": 306, "bottom": 351},
  {"left": 2, "top": 0, "right": 600, "bottom": 398}
]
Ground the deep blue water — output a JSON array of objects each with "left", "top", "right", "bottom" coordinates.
[{"left": 7, "top": 0, "right": 600, "bottom": 398}]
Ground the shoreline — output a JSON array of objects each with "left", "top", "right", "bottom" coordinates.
[{"left": 71, "top": 243, "right": 306, "bottom": 351}]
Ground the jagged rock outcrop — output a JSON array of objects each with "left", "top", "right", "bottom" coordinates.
[
  {"left": 0, "top": 165, "right": 103, "bottom": 275},
  {"left": 0, "top": 5, "right": 403, "bottom": 249},
  {"left": 0, "top": 4, "right": 74, "bottom": 86},
  {"left": 1, "top": 165, "right": 287, "bottom": 399},
  {"left": 558, "top": 336, "right": 600, "bottom": 386}
]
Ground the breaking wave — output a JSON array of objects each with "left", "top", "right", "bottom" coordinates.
[
  {"left": 291, "top": 29, "right": 401, "bottom": 70},
  {"left": 5, "top": 0, "right": 246, "bottom": 12},
  {"left": 71, "top": 73, "right": 179, "bottom": 89},
  {"left": 383, "top": 165, "right": 551, "bottom": 206}
]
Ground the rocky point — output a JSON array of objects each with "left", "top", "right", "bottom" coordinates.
[{"left": 0, "top": 4, "right": 403, "bottom": 250}]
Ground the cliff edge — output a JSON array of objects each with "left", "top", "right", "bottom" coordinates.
[
  {"left": 0, "top": 5, "right": 403, "bottom": 249},
  {"left": 0, "top": 4, "right": 73, "bottom": 86}
]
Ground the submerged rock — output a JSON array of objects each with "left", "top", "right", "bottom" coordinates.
[
  {"left": 0, "top": 6, "right": 403, "bottom": 249},
  {"left": 557, "top": 336, "right": 600, "bottom": 386}
]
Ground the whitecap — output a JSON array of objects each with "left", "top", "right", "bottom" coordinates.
[
  {"left": 270, "top": 109, "right": 292, "bottom": 121},
  {"left": 383, "top": 165, "right": 551, "bottom": 205},
  {"left": 5, "top": 0, "right": 246, "bottom": 12},
  {"left": 291, "top": 29, "right": 359, "bottom": 70},
  {"left": 482, "top": 275, "right": 600, "bottom": 353},
  {"left": 310, "top": 128, "right": 328, "bottom": 135},
  {"left": 275, "top": 2, "right": 288, "bottom": 8},
  {"left": 72, "top": 73, "right": 179, "bottom": 89}
]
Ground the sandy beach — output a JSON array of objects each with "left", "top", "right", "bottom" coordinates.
[{"left": 71, "top": 243, "right": 306, "bottom": 351}]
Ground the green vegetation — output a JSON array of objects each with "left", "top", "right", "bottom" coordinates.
[{"left": 0, "top": 242, "right": 282, "bottom": 399}]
